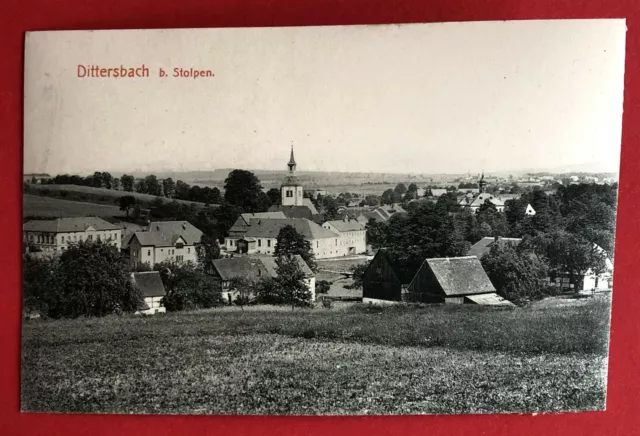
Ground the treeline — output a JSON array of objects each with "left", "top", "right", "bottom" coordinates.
[
  {"left": 46, "top": 172, "right": 223, "bottom": 205},
  {"left": 366, "top": 183, "right": 617, "bottom": 303}
]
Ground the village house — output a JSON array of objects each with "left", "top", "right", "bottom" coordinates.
[
  {"left": 322, "top": 216, "right": 367, "bottom": 256},
  {"left": 131, "top": 271, "right": 167, "bottom": 315},
  {"left": 23, "top": 173, "right": 52, "bottom": 184},
  {"left": 227, "top": 217, "right": 340, "bottom": 259},
  {"left": 458, "top": 174, "right": 505, "bottom": 212},
  {"left": 209, "top": 255, "right": 315, "bottom": 303},
  {"left": 405, "top": 256, "right": 513, "bottom": 305},
  {"left": 23, "top": 217, "right": 122, "bottom": 255},
  {"left": 127, "top": 220, "right": 203, "bottom": 268},
  {"left": 429, "top": 188, "right": 448, "bottom": 198}
]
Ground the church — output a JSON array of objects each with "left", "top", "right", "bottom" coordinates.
[
  {"left": 222, "top": 147, "right": 367, "bottom": 259},
  {"left": 267, "top": 147, "right": 323, "bottom": 222},
  {"left": 458, "top": 173, "right": 505, "bottom": 212}
]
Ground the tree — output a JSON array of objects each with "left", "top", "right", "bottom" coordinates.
[
  {"left": 134, "top": 179, "right": 148, "bottom": 194},
  {"left": 316, "top": 280, "right": 331, "bottom": 294},
  {"left": 157, "top": 261, "right": 223, "bottom": 311},
  {"left": 175, "top": 180, "right": 191, "bottom": 200},
  {"left": 381, "top": 188, "right": 394, "bottom": 205},
  {"left": 521, "top": 230, "right": 608, "bottom": 291},
  {"left": 120, "top": 174, "right": 134, "bottom": 192},
  {"left": 480, "top": 243, "right": 548, "bottom": 304},
  {"left": 394, "top": 183, "right": 407, "bottom": 196},
  {"left": 266, "top": 188, "right": 281, "bottom": 206},
  {"left": 365, "top": 218, "right": 387, "bottom": 249},
  {"left": 274, "top": 225, "right": 317, "bottom": 272},
  {"left": 118, "top": 195, "right": 137, "bottom": 217},
  {"left": 229, "top": 276, "right": 254, "bottom": 310},
  {"left": 195, "top": 234, "right": 221, "bottom": 269},
  {"left": 22, "top": 254, "right": 56, "bottom": 316},
  {"left": 162, "top": 178, "right": 176, "bottom": 198},
  {"left": 275, "top": 255, "right": 312, "bottom": 310},
  {"left": 210, "top": 187, "right": 222, "bottom": 204},
  {"left": 112, "top": 178, "right": 121, "bottom": 191},
  {"left": 101, "top": 172, "right": 113, "bottom": 189},
  {"left": 223, "top": 169, "right": 265, "bottom": 212},
  {"left": 436, "top": 192, "right": 460, "bottom": 212},
  {"left": 348, "top": 262, "right": 370, "bottom": 289},
  {"left": 255, "top": 277, "right": 283, "bottom": 305},
  {"left": 43, "top": 241, "right": 143, "bottom": 318},
  {"left": 92, "top": 171, "right": 104, "bottom": 188},
  {"left": 145, "top": 175, "right": 162, "bottom": 196}
]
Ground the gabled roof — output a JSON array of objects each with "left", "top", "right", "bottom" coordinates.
[
  {"left": 324, "top": 219, "right": 366, "bottom": 232},
  {"left": 258, "top": 255, "right": 314, "bottom": 278},
  {"left": 23, "top": 217, "right": 120, "bottom": 233},
  {"left": 367, "top": 249, "right": 424, "bottom": 285},
  {"left": 244, "top": 218, "right": 338, "bottom": 240},
  {"left": 147, "top": 221, "right": 203, "bottom": 245},
  {"left": 241, "top": 212, "right": 287, "bottom": 222},
  {"left": 358, "top": 209, "right": 388, "bottom": 223},
  {"left": 267, "top": 205, "right": 314, "bottom": 220},
  {"left": 466, "top": 237, "right": 523, "bottom": 259},
  {"left": 302, "top": 198, "right": 319, "bottom": 215},
  {"left": 210, "top": 255, "right": 314, "bottom": 282},
  {"left": 421, "top": 256, "right": 496, "bottom": 296},
  {"left": 131, "top": 271, "right": 166, "bottom": 297},
  {"left": 459, "top": 193, "right": 504, "bottom": 208}
]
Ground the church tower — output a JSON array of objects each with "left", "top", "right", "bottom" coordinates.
[
  {"left": 281, "top": 145, "right": 304, "bottom": 206},
  {"left": 478, "top": 172, "right": 487, "bottom": 194}
]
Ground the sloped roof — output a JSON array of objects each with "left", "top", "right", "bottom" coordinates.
[
  {"left": 423, "top": 256, "right": 496, "bottom": 296},
  {"left": 466, "top": 237, "right": 523, "bottom": 259},
  {"left": 245, "top": 218, "right": 338, "bottom": 239},
  {"left": 211, "top": 257, "right": 268, "bottom": 281},
  {"left": 267, "top": 205, "right": 313, "bottom": 220},
  {"left": 369, "top": 249, "right": 424, "bottom": 285},
  {"left": 258, "top": 255, "right": 314, "bottom": 278},
  {"left": 147, "top": 221, "right": 203, "bottom": 245},
  {"left": 131, "top": 271, "right": 166, "bottom": 297},
  {"left": 241, "top": 212, "right": 287, "bottom": 222},
  {"left": 358, "top": 209, "right": 388, "bottom": 223},
  {"left": 465, "top": 293, "right": 514, "bottom": 306},
  {"left": 324, "top": 219, "right": 366, "bottom": 232},
  {"left": 459, "top": 193, "right": 505, "bottom": 208},
  {"left": 23, "top": 217, "right": 120, "bottom": 233},
  {"left": 302, "top": 198, "right": 319, "bottom": 215}
]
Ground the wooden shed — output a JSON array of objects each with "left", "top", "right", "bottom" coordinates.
[
  {"left": 362, "top": 249, "right": 424, "bottom": 304},
  {"left": 405, "top": 256, "right": 513, "bottom": 305}
]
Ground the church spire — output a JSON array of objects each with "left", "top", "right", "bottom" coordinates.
[
  {"left": 288, "top": 144, "right": 297, "bottom": 173},
  {"left": 478, "top": 171, "right": 487, "bottom": 193}
]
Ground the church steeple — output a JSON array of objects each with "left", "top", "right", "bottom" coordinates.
[
  {"left": 288, "top": 145, "right": 297, "bottom": 173},
  {"left": 478, "top": 171, "right": 487, "bottom": 194}
]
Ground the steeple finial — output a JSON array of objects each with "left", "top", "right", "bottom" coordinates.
[{"left": 288, "top": 144, "right": 297, "bottom": 172}]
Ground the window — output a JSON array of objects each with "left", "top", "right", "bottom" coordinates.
[
  {"left": 74, "top": 235, "right": 77, "bottom": 241},
  {"left": 176, "top": 255, "right": 184, "bottom": 262},
  {"left": 286, "top": 190, "right": 293, "bottom": 197},
  {"left": 88, "top": 235, "right": 93, "bottom": 241},
  {"left": 229, "top": 240, "right": 233, "bottom": 246},
  {"left": 187, "top": 248, "right": 190, "bottom": 253},
  {"left": 176, "top": 243, "right": 184, "bottom": 249},
  {"left": 258, "top": 240, "right": 262, "bottom": 247},
  {"left": 61, "top": 236, "right": 65, "bottom": 243},
  {"left": 316, "top": 241, "right": 319, "bottom": 248},
  {"left": 97, "top": 235, "right": 101, "bottom": 242},
  {"left": 267, "top": 240, "right": 271, "bottom": 247},
  {"left": 147, "top": 250, "right": 151, "bottom": 256}
]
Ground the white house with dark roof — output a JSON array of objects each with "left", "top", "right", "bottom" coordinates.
[
  {"left": 131, "top": 271, "right": 167, "bottom": 315},
  {"left": 127, "top": 220, "right": 203, "bottom": 268},
  {"left": 225, "top": 217, "right": 341, "bottom": 259},
  {"left": 23, "top": 217, "right": 122, "bottom": 255},
  {"left": 322, "top": 217, "right": 367, "bottom": 256}
]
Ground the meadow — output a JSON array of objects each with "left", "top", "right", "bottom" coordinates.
[
  {"left": 23, "top": 194, "right": 124, "bottom": 219},
  {"left": 21, "top": 296, "right": 611, "bottom": 415}
]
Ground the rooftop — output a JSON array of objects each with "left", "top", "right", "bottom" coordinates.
[{"left": 23, "top": 217, "right": 120, "bottom": 233}]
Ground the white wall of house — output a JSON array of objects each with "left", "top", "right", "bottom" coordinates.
[
  {"left": 321, "top": 223, "right": 367, "bottom": 256},
  {"left": 24, "top": 229, "right": 122, "bottom": 253},
  {"left": 130, "top": 239, "right": 197, "bottom": 268}
]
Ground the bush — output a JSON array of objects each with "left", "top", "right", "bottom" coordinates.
[{"left": 316, "top": 280, "right": 331, "bottom": 294}]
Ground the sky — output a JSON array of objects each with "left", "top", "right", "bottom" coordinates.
[{"left": 24, "top": 20, "right": 626, "bottom": 176}]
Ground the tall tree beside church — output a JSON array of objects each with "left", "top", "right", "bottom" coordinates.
[
  {"left": 266, "top": 188, "right": 281, "bottom": 206},
  {"left": 223, "top": 169, "right": 265, "bottom": 212},
  {"left": 274, "top": 225, "right": 317, "bottom": 272}
]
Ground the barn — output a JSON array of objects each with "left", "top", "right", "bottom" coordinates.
[
  {"left": 131, "top": 271, "right": 167, "bottom": 315},
  {"left": 405, "top": 256, "right": 513, "bottom": 305},
  {"left": 362, "top": 249, "right": 424, "bottom": 304}
]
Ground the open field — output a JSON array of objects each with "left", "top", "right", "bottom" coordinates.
[
  {"left": 22, "top": 296, "right": 610, "bottom": 415},
  {"left": 23, "top": 194, "right": 125, "bottom": 219},
  {"left": 25, "top": 184, "right": 209, "bottom": 208}
]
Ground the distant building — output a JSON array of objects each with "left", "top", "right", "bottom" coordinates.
[
  {"left": 127, "top": 220, "right": 203, "bottom": 268},
  {"left": 429, "top": 188, "right": 448, "bottom": 198},
  {"left": 466, "top": 236, "right": 523, "bottom": 259},
  {"left": 23, "top": 217, "right": 122, "bottom": 255},
  {"left": 209, "top": 255, "right": 315, "bottom": 303},
  {"left": 322, "top": 216, "right": 367, "bottom": 256},
  {"left": 525, "top": 204, "right": 536, "bottom": 216},
  {"left": 458, "top": 174, "right": 505, "bottom": 212},
  {"left": 356, "top": 209, "right": 389, "bottom": 225},
  {"left": 405, "top": 256, "right": 513, "bottom": 305},
  {"left": 131, "top": 271, "right": 166, "bottom": 315},
  {"left": 23, "top": 173, "right": 52, "bottom": 184}
]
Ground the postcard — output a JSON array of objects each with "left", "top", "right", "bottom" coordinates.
[{"left": 22, "top": 20, "right": 625, "bottom": 415}]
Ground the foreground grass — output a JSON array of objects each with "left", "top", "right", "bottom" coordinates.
[{"left": 21, "top": 296, "right": 611, "bottom": 415}]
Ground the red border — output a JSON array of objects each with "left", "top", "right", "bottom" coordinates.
[{"left": 2, "top": 1, "right": 639, "bottom": 435}]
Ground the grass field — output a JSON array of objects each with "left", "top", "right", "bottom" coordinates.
[
  {"left": 21, "top": 295, "right": 611, "bottom": 415},
  {"left": 25, "top": 184, "right": 209, "bottom": 208},
  {"left": 23, "top": 194, "right": 125, "bottom": 219}
]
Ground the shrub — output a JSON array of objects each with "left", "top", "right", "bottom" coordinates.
[{"left": 316, "top": 280, "right": 331, "bottom": 294}]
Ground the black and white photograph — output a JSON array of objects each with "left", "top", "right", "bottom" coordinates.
[{"left": 22, "top": 20, "right": 624, "bottom": 415}]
